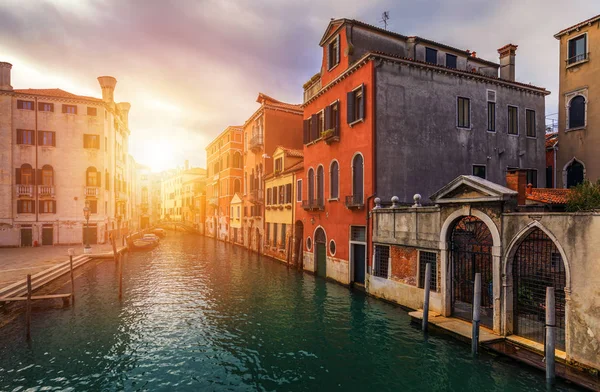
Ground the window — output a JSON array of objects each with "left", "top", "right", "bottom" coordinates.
[
  {"left": 446, "top": 54, "right": 457, "bottom": 69},
  {"left": 40, "top": 200, "right": 56, "bottom": 214},
  {"left": 17, "top": 100, "right": 33, "bottom": 110},
  {"left": 316, "top": 166, "right": 324, "bottom": 204},
  {"left": 317, "top": 111, "right": 324, "bottom": 137},
  {"left": 17, "top": 200, "right": 34, "bottom": 214},
  {"left": 330, "top": 160, "right": 339, "bottom": 199},
  {"left": 329, "top": 240, "right": 336, "bottom": 256},
  {"left": 278, "top": 185, "right": 285, "bottom": 204},
  {"left": 84, "top": 134, "right": 100, "bottom": 149},
  {"left": 296, "top": 179, "right": 302, "bottom": 202},
  {"left": 457, "top": 97, "right": 470, "bottom": 128},
  {"left": 425, "top": 48, "right": 438, "bottom": 64},
  {"left": 275, "top": 157, "right": 283, "bottom": 172},
  {"left": 42, "top": 165, "right": 53, "bottom": 186},
  {"left": 38, "top": 102, "right": 54, "bottom": 112},
  {"left": 267, "top": 188, "right": 272, "bottom": 205},
  {"left": 273, "top": 223, "right": 278, "bottom": 247},
  {"left": 374, "top": 245, "right": 390, "bottom": 278},
  {"left": 280, "top": 224, "right": 286, "bottom": 250},
  {"left": 328, "top": 35, "right": 340, "bottom": 70},
  {"left": 473, "top": 165, "right": 486, "bottom": 179},
  {"left": 17, "top": 129, "right": 34, "bottom": 145},
  {"left": 568, "top": 96, "right": 586, "bottom": 129},
  {"left": 62, "top": 104, "right": 77, "bottom": 114},
  {"left": 526, "top": 169, "right": 538, "bottom": 188},
  {"left": 347, "top": 85, "right": 365, "bottom": 124},
  {"left": 105, "top": 171, "right": 110, "bottom": 190},
  {"left": 526, "top": 109, "right": 536, "bottom": 137},
  {"left": 38, "top": 131, "right": 56, "bottom": 146},
  {"left": 88, "top": 200, "right": 98, "bottom": 214},
  {"left": 285, "top": 183, "right": 292, "bottom": 203},
  {"left": 418, "top": 251, "right": 437, "bottom": 291},
  {"left": 306, "top": 236, "right": 312, "bottom": 251},
  {"left": 18, "top": 164, "right": 33, "bottom": 185},
  {"left": 508, "top": 106, "right": 518, "bottom": 135},
  {"left": 568, "top": 34, "right": 587, "bottom": 64},
  {"left": 331, "top": 101, "right": 339, "bottom": 133},
  {"left": 87, "top": 107, "right": 97, "bottom": 116},
  {"left": 350, "top": 226, "right": 366, "bottom": 242},
  {"left": 86, "top": 167, "right": 99, "bottom": 187},
  {"left": 352, "top": 154, "right": 364, "bottom": 205},
  {"left": 308, "top": 169, "right": 314, "bottom": 202},
  {"left": 487, "top": 102, "right": 496, "bottom": 132},
  {"left": 266, "top": 223, "right": 271, "bottom": 245}
]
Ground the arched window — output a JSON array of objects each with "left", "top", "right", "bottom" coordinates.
[
  {"left": 234, "top": 178, "right": 241, "bottom": 194},
  {"left": 569, "top": 95, "right": 586, "bottom": 129},
  {"left": 19, "top": 163, "right": 33, "bottom": 185},
  {"left": 317, "top": 165, "right": 324, "bottom": 204},
  {"left": 226, "top": 154, "right": 229, "bottom": 168},
  {"left": 566, "top": 159, "right": 584, "bottom": 188},
  {"left": 42, "top": 165, "right": 53, "bottom": 186},
  {"left": 308, "top": 169, "right": 315, "bottom": 202},
  {"left": 86, "top": 167, "right": 98, "bottom": 187},
  {"left": 352, "top": 154, "right": 364, "bottom": 204},
  {"left": 330, "top": 161, "right": 339, "bottom": 199},
  {"left": 233, "top": 152, "right": 241, "bottom": 168}
]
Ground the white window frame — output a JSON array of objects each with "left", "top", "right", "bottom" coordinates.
[
  {"left": 329, "top": 159, "right": 340, "bottom": 201},
  {"left": 296, "top": 179, "right": 302, "bottom": 202}
]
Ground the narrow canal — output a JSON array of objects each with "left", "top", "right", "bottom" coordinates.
[{"left": 0, "top": 232, "right": 581, "bottom": 391}]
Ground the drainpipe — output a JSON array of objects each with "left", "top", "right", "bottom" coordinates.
[
  {"left": 553, "top": 145, "right": 557, "bottom": 188},
  {"left": 35, "top": 97, "right": 38, "bottom": 227},
  {"left": 365, "top": 193, "right": 376, "bottom": 275}
]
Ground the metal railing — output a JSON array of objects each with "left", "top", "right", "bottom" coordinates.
[
  {"left": 567, "top": 52, "right": 588, "bottom": 65},
  {"left": 249, "top": 134, "right": 264, "bottom": 150},
  {"left": 345, "top": 194, "right": 364, "bottom": 209},
  {"left": 249, "top": 189, "right": 264, "bottom": 203},
  {"left": 301, "top": 198, "right": 324, "bottom": 211},
  {"left": 16, "top": 185, "right": 34, "bottom": 197}
]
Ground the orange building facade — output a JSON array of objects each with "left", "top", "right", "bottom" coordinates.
[
  {"left": 241, "top": 93, "right": 303, "bottom": 253},
  {"left": 205, "top": 126, "right": 243, "bottom": 240}
]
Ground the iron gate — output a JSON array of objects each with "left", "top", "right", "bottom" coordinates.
[
  {"left": 513, "top": 228, "right": 566, "bottom": 350},
  {"left": 449, "top": 216, "right": 494, "bottom": 328}
]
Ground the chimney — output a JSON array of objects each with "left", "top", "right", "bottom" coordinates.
[
  {"left": 506, "top": 169, "right": 527, "bottom": 205},
  {"left": 117, "top": 102, "right": 131, "bottom": 128},
  {"left": 0, "top": 62, "right": 13, "bottom": 91},
  {"left": 498, "top": 44, "right": 518, "bottom": 81},
  {"left": 97, "top": 76, "right": 117, "bottom": 103}
]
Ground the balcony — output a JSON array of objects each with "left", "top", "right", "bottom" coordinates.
[
  {"left": 249, "top": 134, "right": 263, "bottom": 152},
  {"left": 301, "top": 198, "right": 324, "bottom": 211},
  {"left": 38, "top": 185, "right": 55, "bottom": 197},
  {"left": 249, "top": 189, "right": 264, "bottom": 204},
  {"left": 345, "top": 195, "right": 364, "bottom": 209},
  {"left": 321, "top": 127, "right": 340, "bottom": 145},
  {"left": 16, "top": 185, "right": 33, "bottom": 197},
  {"left": 209, "top": 197, "right": 218, "bottom": 206},
  {"left": 303, "top": 73, "right": 322, "bottom": 103},
  {"left": 85, "top": 186, "right": 98, "bottom": 197}
]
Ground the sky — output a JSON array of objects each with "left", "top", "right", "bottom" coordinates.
[{"left": 0, "top": 0, "right": 597, "bottom": 171}]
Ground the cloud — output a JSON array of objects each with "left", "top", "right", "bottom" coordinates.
[{"left": 0, "top": 0, "right": 597, "bottom": 169}]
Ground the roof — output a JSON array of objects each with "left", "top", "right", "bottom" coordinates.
[
  {"left": 256, "top": 92, "right": 302, "bottom": 112},
  {"left": 13, "top": 88, "right": 102, "bottom": 102},
  {"left": 320, "top": 18, "right": 498, "bottom": 67},
  {"left": 283, "top": 160, "right": 303, "bottom": 173},
  {"left": 546, "top": 132, "right": 558, "bottom": 149},
  {"left": 205, "top": 125, "right": 244, "bottom": 150},
  {"left": 430, "top": 175, "right": 517, "bottom": 204},
  {"left": 275, "top": 146, "right": 303, "bottom": 158},
  {"left": 555, "top": 13, "right": 600, "bottom": 38},
  {"left": 526, "top": 188, "right": 572, "bottom": 205}
]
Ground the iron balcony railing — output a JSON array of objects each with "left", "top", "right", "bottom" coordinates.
[
  {"left": 301, "top": 198, "right": 324, "bottom": 211},
  {"left": 249, "top": 189, "right": 264, "bottom": 204},
  {"left": 38, "top": 185, "right": 55, "bottom": 197},
  {"left": 345, "top": 194, "right": 364, "bottom": 209},
  {"left": 249, "top": 134, "right": 264, "bottom": 151},
  {"left": 16, "top": 185, "right": 34, "bottom": 197},
  {"left": 567, "top": 52, "right": 589, "bottom": 65},
  {"left": 85, "top": 186, "right": 98, "bottom": 197}
]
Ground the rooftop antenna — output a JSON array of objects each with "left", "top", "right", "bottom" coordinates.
[{"left": 380, "top": 11, "right": 390, "bottom": 30}]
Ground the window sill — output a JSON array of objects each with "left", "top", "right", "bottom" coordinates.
[
  {"left": 486, "top": 129, "right": 496, "bottom": 133},
  {"left": 328, "top": 198, "right": 339, "bottom": 202},
  {"left": 566, "top": 58, "right": 589, "bottom": 70},
  {"left": 507, "top": 133, "right": 519, "bottom": 137},
  {"left": 566, "top": 126, "right": 586, "bottom": 133},
  {"left": 525, "top": 136, "right": 537, "bottom": 140},
  {"left": 456, "top": 126, "right": 471, "bottom": 130},
  {"left": 348, "top": 118, "right": 364, "bottom": 128},
  {"left": 17, "top": 108, "right": 34, "bottom": 111},
  {"left": 328, "top": 62, "right": 340, "bottom": 72}
]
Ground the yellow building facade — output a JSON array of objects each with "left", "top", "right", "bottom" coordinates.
[
  {"left": 263, "top": 147, "right": 302, "bottom": 263},
  {"left": 555, "top": 14, "right": 600, "bottom": 187}
]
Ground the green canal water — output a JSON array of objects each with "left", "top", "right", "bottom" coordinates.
[{"left": 0, "top": 232, "right": 582, "bottom": 391}]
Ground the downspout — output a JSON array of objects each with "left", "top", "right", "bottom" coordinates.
[
  {"left": 366, "top": 59, "right": 378, "bottom": 277},
  {"left": 35, "top": 97, "right": 38, "bottom": 226},
  {"left": 365, "top": 193, "right": 376, "bottom": 276},
  {"left": 553, "top": 144, "right": 557, "bottom": 188}
]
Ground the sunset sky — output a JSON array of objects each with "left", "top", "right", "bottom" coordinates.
[{"left": 1, "top": 0, "right": 597, "bottom": 171}]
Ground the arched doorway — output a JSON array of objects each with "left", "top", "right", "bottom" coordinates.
[
  {"left": 566, "top": 159, "right": 584, "bottom": 188},
  {"left": 513, "top": 228, "right": 566, "bottom": 350},
  {"left": 294, "top": 220, "right": 304, "bottom": 269},
  {"left": 314, "top": 227, "right": 326, "bottom": 278},
  {"left": 449, "top": 216, "right": 494, "bottom": 328}
]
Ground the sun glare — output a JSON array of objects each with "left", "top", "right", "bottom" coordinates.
[{"left": 138, "top": 140, "right": 178, "bottom": 172}]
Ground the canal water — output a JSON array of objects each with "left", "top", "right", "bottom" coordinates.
[{"left": 0, "top": 233, "right": 581, "bottom": 391}]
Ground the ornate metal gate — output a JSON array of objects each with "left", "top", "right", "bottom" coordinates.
[
  {"left": 449, "top": 216, "right": 494, "bottom": 328},
  {"left": 513, "top": 228, "right": 566, "bottom": 350}
]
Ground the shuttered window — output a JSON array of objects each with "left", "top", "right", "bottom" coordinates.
[
  {"left": 508, "top": 106, "right": 518, "bottom": 135},
  {"left": 267, "top": 188, "right": 272, "bottom": 205},
  {"left": 17, "top": 129, "right": 34, "bottom": 145},
  {"left": 327, "top": 35, "right": 340, "bottom": 70},
  {"left": 446, "top": 54, "right": 457, "bottom": 69},
  {"left": 17, "top": 100, "right": 33, "bottom": 110},
  {"left": 347, "top": 85, "right": 365, "bottom": 124},
  {"left": 296, "top": 179, "right": 302, "bottom": 202},
  {"left": 457, "top": 97, "right": 470, "bottom": 128},
  {"left": 17, "top": 200, "right": 35, "bottom": 213},
  {"left": 38, "top": 102, "right": 54, "bottom": 112},
  {"left": 38, "top": 131, "right": 56, "bottom": 146},
  {"left": 62, "top": 104, "right": 77, "bottom": 114},
  {"left": 285, "top": 183, "right": 292, "bottom": 203},
  {"left": 330, "top": 160, "right": 339, "bottom": 199},
  {"left": 84, "top": 134, "right": 100, "bottom": 149},
  {"left": 526, "top": 109, "right": 536, "bottom": 137},
  {"left": 39, "top": 200, "right": 57, "bottom": 214},
  {"left": 280, "top": 223, "right": 286, "bottom": 250},
  {"left": 487, "top": 102, "right": 496, "bottom": 132},
  {"left": 87, "top": 107, "right": 97, "bottom": 116},
  {"left": 278, "top": 185, "right": 285, "bottom": 204},
  {"left": 425, "top": 48, "right": 438, "bottom": 64}
]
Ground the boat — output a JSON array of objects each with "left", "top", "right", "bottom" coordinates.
[
  {"left": 132, "top": 234, "right": 160, "bottom": 250},
  {"left": 153, "top": 228, "right": 166, "bottom": 238}
]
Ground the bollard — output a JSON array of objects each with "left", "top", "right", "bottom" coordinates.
[
  {"left": 26, "top": 274, "right": 32, "bottom": 340},
  {"left": 472, "top": 273, "right": 481, "bottom": 355},
  {"left": 68, "top": 248, "right": 75, "bottom": 304},
  {"left": 422, "top": 262, "right": 431, "bottom": 332},
  {"left": 545, "top": 287, "right": 556, "bottom": 385},
  {"left": 118, "top": 253, "right": 124, "bottom": 300}
]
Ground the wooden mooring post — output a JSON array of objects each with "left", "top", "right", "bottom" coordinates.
[
  {"left": 545, "top": 287, "right": 556, "bottom": 385},
  {"left": 118, "top": 253, "right": 124, "bottom": 300},
  {"left": 422, "top": 262, "right": 431, "bottom": 332},
  {"left": 472, "top": 272, "right": 481, "bottom": 355},
  {"left": 25, "top": 274, "right": 32, "bottom": 340},
  {"left": 68, "top": 249, "right": 75, "bottom": 304},
  {"left": 111, "top": 233, "right": 118, "bottom": 262}
]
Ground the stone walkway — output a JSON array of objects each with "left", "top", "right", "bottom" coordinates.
[{"left": 0, "top": 244, "right": 116, "bottom": 289}]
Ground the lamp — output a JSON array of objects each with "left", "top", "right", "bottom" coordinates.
[{"left": 83, "top": 201, "right": 91, "bottom": 253}]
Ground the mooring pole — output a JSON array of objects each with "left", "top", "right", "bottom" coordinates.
[
  {"left": 118, "top": 253, "right": 124, "bottom": 300},
  {"left": 472, "top": 272, "right": 481, "bottom": 355},
  {"left": 68, "top": 248, "right": 75, "bottom": 304},
  {"left": 26, "top": 274, "right": 32, "bottom": 340},
  {"left": 422, "top": 262, "right": 431, "bottom": 332},
  {"left": 545, "top": 287, "right": 556, "bottom": 385},
  {"left": 111, "top": 234, "right": 117, "bottom": 262}
]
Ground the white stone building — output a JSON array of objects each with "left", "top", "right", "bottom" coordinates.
[
  {"left": 160, "top": 164, "right": 206, "bottom": 222},
  {"left": 0, "top": 62, "right": 134, "bottom": 246}
]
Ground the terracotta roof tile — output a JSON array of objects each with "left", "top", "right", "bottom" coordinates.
[
  {"left": 555, "top": 14, "right": 600, "bottom": 38},
  {"left": 257, "top": 92, "right": 302, "bottom": 111},
  {"left": 13, "top": 88, "right": 102, "bottom": 102},
  {"left": 526, "top": 188, "right": 572, "bottom": 205},
  {"left": 281, "top": 147, "right": 303, "bottom": 158},
  {"left": 545, "top": 132, "right": 558, "bottom": 149}
]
